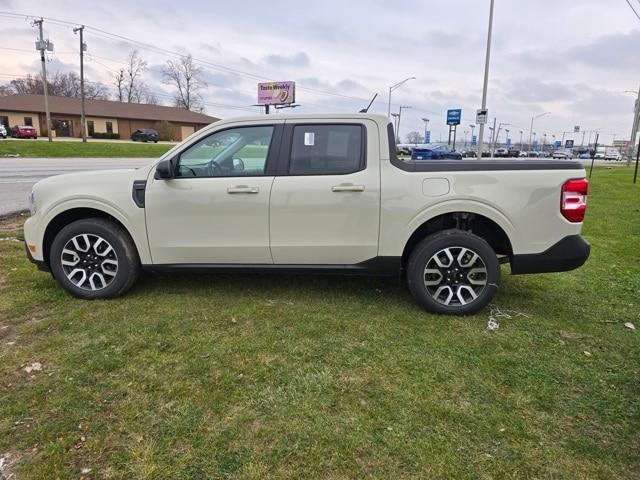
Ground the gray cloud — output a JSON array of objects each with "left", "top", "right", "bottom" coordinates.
[{"left": 263, "top": 52, "right": 310, "bottom": 68}]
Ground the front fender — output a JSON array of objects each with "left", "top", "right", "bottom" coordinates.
[{"left": 28, "top": 197, "right": 151, "bottom": 264}]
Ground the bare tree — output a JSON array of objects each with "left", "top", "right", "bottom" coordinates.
[
  {"left": 113, "top": 68, "right": 125, "bottom": 102},
  {"left": 405, "top": 131, "right": 424, "bottom": 144},
  {"left": 162, "top": 54, "right": 207, "bottom": 112},
  {"left": 125, "top": 50, "right": 148, "bottom": 103},
  {"left": 1, "top": 72, "right": 108, "bottom": 100},
  {"left": 111, "top": 50, "right": 149, "bottom": 103}
]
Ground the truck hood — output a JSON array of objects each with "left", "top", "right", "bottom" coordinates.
[{"left": 33, "top": 166, "right": 153, "bottom": 216}]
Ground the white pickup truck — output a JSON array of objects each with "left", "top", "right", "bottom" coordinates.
[{"left": 24, "top": 114, "right": 590, "bottom": 314}]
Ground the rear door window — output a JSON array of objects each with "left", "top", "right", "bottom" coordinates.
[{"left": 288, "top": 124, "right": 365, "bottom": 175}]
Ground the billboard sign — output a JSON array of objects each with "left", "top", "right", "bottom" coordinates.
[
  {"left": 257, "top": 81, "right": 295, "bottom": 105},
  {"left": 424, "top": 131, "right": 431, "bottom": 143},
  {"left": 506, "top": 138, "right": 511, "bottom": 147},
  {"left": 476, "top": 109, "right": 488, "bottom": 125},
  {"left": 565, "top": 139, "right": 574, "bottom": 149},
  {"left": 447, "top": 109, "right": 462, "bottom": 125},
  {"left": 574, "top": 125, "right": 580, "bottom": 133},
  {"left": 554, "top": 141, "right": 562, "bottom": 149},
  {"left": 471, "top": 135, "right": 477, "bottom": 145}
]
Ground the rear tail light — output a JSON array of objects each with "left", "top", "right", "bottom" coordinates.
[{"left": 561, "top": 178, "right": 588, "bottom": 222}]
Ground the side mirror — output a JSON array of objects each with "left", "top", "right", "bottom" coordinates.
[{"left": 155, "top": 158, "right": 174, "bottom": 179}]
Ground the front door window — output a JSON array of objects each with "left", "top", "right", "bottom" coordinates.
[{"left": 177, "top": 126, "right": 274, "bottom": 178}]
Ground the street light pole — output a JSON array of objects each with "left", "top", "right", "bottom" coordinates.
[
  {"left": 529, "top": 112, "right": 550, "bottom": 151},
  {"left": 391, "top": 113, "right": 399, "bottom": 139},
  {"left": 519, "top": 130, "right": 524, "bottom": 150},
  {"left": 397, "top": 106, "right": 411, "bottom": 143},
  {"left": 387, "top": 77, "right": 415, "bottom": 118},
  {"left": 476, "top": 0, "right": 495, "bottom": 159}
]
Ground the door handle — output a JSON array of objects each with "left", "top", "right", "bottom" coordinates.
[
  {"left": 331, "top": 184, "right": 365, "bottom": 192},
  {"left": 227, "top": 186, "right": 259, "bottom": 194}
]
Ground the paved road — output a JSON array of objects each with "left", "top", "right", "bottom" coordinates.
[{"left": 0, "top": 157, "right": 152, "bottom": 215}]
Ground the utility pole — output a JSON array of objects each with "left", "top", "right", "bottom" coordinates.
[
  {"left": 33, "top": 18, "right": 52, "bottom": 142},
  {"left": 477, "top": 0, "right": 495, "bottom": 159},
  {"left": 73, "top": 25, "right": 87, "bottom": 142}
]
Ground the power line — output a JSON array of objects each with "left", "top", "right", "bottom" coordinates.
[
  {"left": 624, "top": 0, "right": 640, "bottom": 21},
  {"left": 0, "top": 10, "right": 374, "bottom": 104}
]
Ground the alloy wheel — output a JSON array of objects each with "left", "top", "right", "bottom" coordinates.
[
  {"left": 60, "top": 234, "right": 118, "bottom": 291},
  {"left": 423, "top": 246, "right": 488, "bottom": 306}
]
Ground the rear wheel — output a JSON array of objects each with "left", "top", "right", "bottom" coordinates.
[
  {"left": 407, "top": 229, "right": 500, "bottom": 315},
  {"left": 49, "top": 218, "right": 140, "bottom": 299}
]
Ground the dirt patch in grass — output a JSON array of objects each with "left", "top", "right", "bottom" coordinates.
[{"left": 0, "top": 213, "right": 27, "bottom": 232}]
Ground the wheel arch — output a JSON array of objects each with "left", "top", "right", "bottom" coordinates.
[
  {"left": 401, "top": 211, "right": 513, "bottom": 268},
  {"left": 42, "top": 207, "right": 137, "bottom": 268}
]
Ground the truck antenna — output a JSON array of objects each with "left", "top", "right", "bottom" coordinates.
[{"left": 360, "top": 93, "right": 378, "bottom": 113}]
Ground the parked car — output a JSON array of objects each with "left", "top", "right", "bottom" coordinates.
[
  {"left": 579, "top": 153, "right": 591, "bottom": 159},
  {"left": 494, "top": 148, "right": 509, "bottom": 158},
  {"left": 11, "top": 125, "right": 38, "bottom": 139},
  {"left": 519, "top": 151, "right": 529, "bottom": 158},
  {"left": 23, "top": 114, "right": 590, "bottom": 315},
  {"left": 604, "top": 150, "right": 622, "bottom": 161},
  {"left": 131, "top": 128, "right": 159, "bottom": 142},
  {"left": 527, "top": 151, "right": 540, "bottom": 158},
  {"left": 508, "top": 149, "right": 520, "bottom": 158},
  {"left": 0, "top": 124, "right": 7, "bottom": 139},
  {"left": 594, "top": 152, "right": 605, "bottom": 160},
  {"left": 462, "top": 150, "right": 478, "bottom": 158},
  {"left": 411, "top": 144, "right": 462, "bottom": 160},
  {"left": 553, "top": 150, "right": 573, "bottom": 160}
]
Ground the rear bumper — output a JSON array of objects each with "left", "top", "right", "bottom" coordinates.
[{"left": 510, "top": 235, "right": 590, "bottom": 275}]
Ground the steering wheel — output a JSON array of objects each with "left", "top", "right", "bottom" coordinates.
[{"left": 207, "top": 160, "right": 223, "bottom": 176}]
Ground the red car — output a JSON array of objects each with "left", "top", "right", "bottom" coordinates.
[{"left": 12, "top": 125, "right": 38, "bottom": 139}]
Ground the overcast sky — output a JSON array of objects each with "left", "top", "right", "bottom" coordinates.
[{"left": 1, "top": 0, "right": 639, "bottom": 145}]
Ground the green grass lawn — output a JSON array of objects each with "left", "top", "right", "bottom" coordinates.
[
  {"left": 0, "top": 168, "right": 638, "bottom": 479},
  {"left": 0, "top": 139, "right": 173, "bottom": 158}
]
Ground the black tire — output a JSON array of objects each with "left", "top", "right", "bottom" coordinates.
[
  {"left": 406, "top": 229, "right": 500, "bottom": 315},
  {"left": 49, "top": 218, "right": 140, "bottom": 299}
]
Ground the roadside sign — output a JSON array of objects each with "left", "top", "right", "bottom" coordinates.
[
  {"left": 476, "top": 109, "right": 488, "bottom": 125},
  {"left": 532, "top": 140, "right": 539, "bottom": 149},
  {"left": 447, "top": 109, "right": 462, "bottom": 126},
  {"left": 257, "top": 81, "right": 296, "bottom": 105},
  {"left": 425, "top": 131, "right": 431, "bottom": 143},
  {"left": 506, "top": 138, "right": 511, "bottom": 147},
  {"left": 554, "top": 141, "right": 562, "bottom": 149},
  {"left": 565, "top": 139, "right": 574, "bottom": 149},
  {"left": 471, "top": 135, "right": 477, "bottom": 146},
  {"left": 574, "top": 125, "right": 580, "bottom": 133}
]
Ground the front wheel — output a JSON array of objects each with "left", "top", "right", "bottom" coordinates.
[
  {"left": 49, "top": 218, "right": 140, "bottom": 299},
  {"left": 407, "top": 229, "right": 500, "bottom": 315}
]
